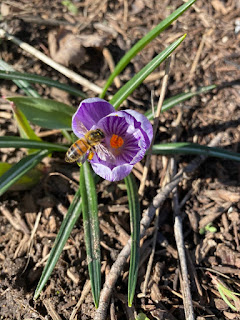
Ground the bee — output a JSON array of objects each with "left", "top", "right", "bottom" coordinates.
[{"left": 65, "top": 123, "right": 114, "bottom": 165}]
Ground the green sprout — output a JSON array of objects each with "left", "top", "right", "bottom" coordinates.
[{"left": 208, "top": 272, "right": 240, "bottom": 312}]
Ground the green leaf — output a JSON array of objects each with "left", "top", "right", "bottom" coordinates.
[
  {"left": 0, "top": 150, "right": 49, "bottom": 196},
  {"left": 145, "top": 85, "right": 217, "bottom": 120},
  {"left": 152, "top": 142, "right": 240, "bottom": 162},
  {"left": 0, "top": 59, "right": 40, "bottom": 98},
  {"left": 34, "top": 187, "right": 82, "bottom": 299},
  {"left": 80, "top": 162, "right": 101, "bottom": 307},
  {"left": 62, "top": 0, "right": 78, "bottom": 14},
  {"left": 0, "top": 162, "right": 43, "bottom": 191},
  {"left": 135, "top": 313, "right": 150, "bottom": 320},
  {"left": 12, "top": 107, "right": 42, "bottom": 141},
  {"left": 0, "top": 136, "right": 68, "bottom": 152},
  {"left": 7, "top": 97, "right": 76, "bottom": 130},
  {"left": 110, "top": 34, "right": 186, "bottom": 109},
  {"left": 218, "top": 286, "right": 237, "bottom": 312},
  {"left": 100, "top": 0, "right": 196, "bottom": 98},
  {"left": 125, "top": 174, "right": 141, "bottom": 306},
  {"left": 0, "top": 70, "right": 86, "bottom": 97}
]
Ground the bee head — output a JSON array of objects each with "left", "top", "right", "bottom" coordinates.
[{"left": 90, "top": 129, "right": 105, "bottom": 142}]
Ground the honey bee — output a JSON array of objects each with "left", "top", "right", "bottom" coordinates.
[{"left": 65, "top": 124, "right": 114, "bottom": 165}]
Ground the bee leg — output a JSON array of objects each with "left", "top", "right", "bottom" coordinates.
[{"left": 88, "top": 149, "right": 95, "bottom": 161}]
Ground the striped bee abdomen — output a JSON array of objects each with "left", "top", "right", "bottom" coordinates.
[{"left": 65, "top": 138, "right": 90, "bottom": 163}]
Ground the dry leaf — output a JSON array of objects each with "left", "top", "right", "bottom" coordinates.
[
  {"left": 77, "top": 34, "right": 110, "bottom": 48},
  {"left": 48, "top": 29, "right": 87, "bottom": 68},
  {"left": 48, "top": 28, "right": 111, "bottom": 68}
]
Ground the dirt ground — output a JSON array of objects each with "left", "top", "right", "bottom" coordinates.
[{"left": 0, "top": 0, "right": 240, "bottom": 319}]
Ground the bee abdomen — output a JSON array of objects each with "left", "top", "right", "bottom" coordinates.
[{"left": 65, "top": 139, "right": 89, "bottom": 162}]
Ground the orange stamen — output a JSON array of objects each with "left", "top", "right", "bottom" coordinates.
[{"left": 110, "top": 134, "right": 124, "bottom": 149}]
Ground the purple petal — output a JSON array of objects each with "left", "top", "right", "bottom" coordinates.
[
  {"left": 123, "top": 110, "right": 153, "bottom": 149},
  {"left": 91, "top": 162, "right": 133, "bottom": 181},
  {"left": 72, "top": 98, "right": 115, "bottom": 138}
]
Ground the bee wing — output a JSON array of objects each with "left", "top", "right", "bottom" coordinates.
[
  {"left": 76, "top": 152, "right": 89, "bottom": 166},
  {"left": 95, "top": 144, "right": 115, "bottom": 161},
  {"left": 74, "top": 122, "right": 89, "bottom": 136}
]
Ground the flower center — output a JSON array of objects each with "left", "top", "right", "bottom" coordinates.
[{"left": 110, "top": 134, "right": 124, "bottom": 149}]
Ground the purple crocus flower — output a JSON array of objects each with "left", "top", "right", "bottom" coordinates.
[{"left": 71, "top": 98, "right": 153, "bottom": 181}]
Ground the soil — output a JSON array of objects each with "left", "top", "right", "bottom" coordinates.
[{"left": 0, "top": 0, "right": 240, "bottom": 319}]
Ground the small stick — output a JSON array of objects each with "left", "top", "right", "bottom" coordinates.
[
  {"left": 142, "top": 207, "right": 160, "bottom": 295},
  {"left": 69, "top": 280, "right": 91, "bottom": 320},
  {"left": 173, "top": 181, "right": 195, "bottom": 320},
  {"left": 138, "top": 57, "right": 171, "bottom": 196},
  {"left": 42, "top": 299, "right": 62, "bottom": 320},
  {"left": 189, "top": 30, "right": 213, "bottom": 78},
  {"left": 21, "top": 211, "right": 42, "bottom": 272},
  {"left": 102, "top": 48, "right": 121, "bottom": 88},
  {"left": 110, "top": 297, "right": 117, "bottom": 320},
  {"left": 94, "top": 134, "right": 223, "bottom": 320},
  {"left": 123, "top": 0, "right": 128, "bottom": 25},
  {"left": 189, "top": 34, "right": 205, "bottom": 77},
  {"left": 0, "top": 28, "right": 103, "bottom": 94}
]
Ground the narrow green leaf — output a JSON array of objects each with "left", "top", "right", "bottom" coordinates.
[
  {"left": 135, "top": 313, "right": 150, "bottom": 320},
  {"left": 100, "top": 0, "right": 196, "bottom": 98},
  {"left": 145, "top": 85, "right": 217, "bottom": 120},
  {"left": 218, "top": 286, "right": 237, "bottom": 311},
  {"left": 80, "top": 162, "right": 101, "bottom": 307},
  {"left": 12, "top": 107, "right": 42, "bottom": 141},
  {"left": 0, "top": 59, "right": 40, "bottom": 98},
  {"left": 0, "top": 150, "right": 49, "bottom": 196},
  {"left": 0, "top": 70, "right": 86, "bottom": 97},
  {"left": 34, "top": 188, "right": 82, "bottom": 299},
  {"left": 152, "top": 142, "right": 240, "bottom": 162},
  {"left": 0, "top": 162, "right": 43, "bottom": 191},
  {"left": 0, "top": 61, "right": 42, "bottom": 153},
  {"left": 125, "top": 174, "right": 141, "bottom": 306},
  {"left": 110, "top": 34, "right": 186, "bottom": 109},
  {"left": 61, "top": 129, "right": 74, "bottom": 143},
  {"left": 7, "top": 97, "right": 76, "bottom": 129},
  {"left": 0, "top": 136, "right": 68, "bottom": 152}
]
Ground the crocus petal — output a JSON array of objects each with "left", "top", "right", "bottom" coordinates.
[
  {"left": 123, "top": 110, "right": 153, "bottom": 149},
  {"left": 72, "top": 98, "right": 115, "bottom": 137},
  {"left": 91, "top": 162, "right": 133, "bottom": 181}
]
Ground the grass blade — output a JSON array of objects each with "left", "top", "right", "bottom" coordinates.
[
  {"left": 0, "top": 70, "right": 86, "bottom": 97},
  {"left": 0, "top": 162, "right": 43, "bottom": 191},
  {"left": 12, "top": 106, "right": 42, "bottom": 142},
  {"left": 0, "top": 59, "right": 40, "bottom": 98},
  {"left": 80, "top": 162, "right": 101, "bottom": 307},
  {"left": 100, "top": 0, "right": 196, "bottom": 98},
  {"left": 152, "top": 142, "right": 240, "bottom": 162},
  {"left": 125, "top": 174, "right": 141, "bottom": 306},
  {"left": 145, "top": 85, "right": 217, "bottom": 119},
  {"left": 0, "top": 150, "right": 49, "bottom": 196},
  {"left": 110, "top": 34, "right": 186, "bottom": 109},
  {"left": 34, "top": 188, "right": 82, "bottom": 299},
  {"left": 0, "top": 136, "right": 68, "bottom": 152},
  {"left": 7, "top": 97, "right": 75, "bottom": 129}
]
